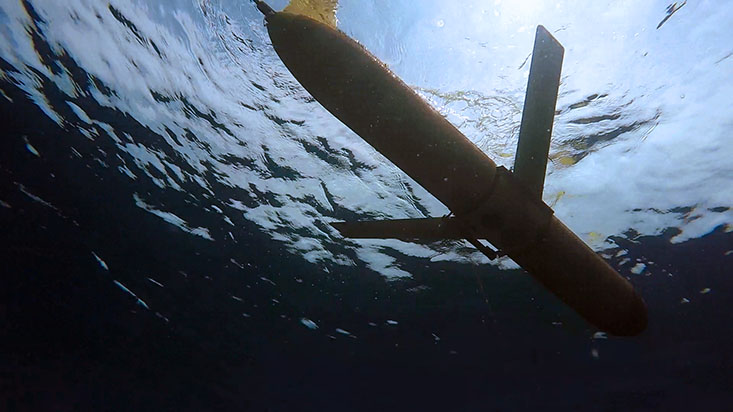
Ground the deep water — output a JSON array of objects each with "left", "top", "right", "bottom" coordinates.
[
  {"left": 3, "top": 67, "right": 733, "bottom": 410},
  {"left": 2, "top": 0, "right": 733, "bottom": 411}
]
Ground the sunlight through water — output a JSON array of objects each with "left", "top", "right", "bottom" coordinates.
[{"left": 0, "top": 0, "right": 731, "bottom": 278}]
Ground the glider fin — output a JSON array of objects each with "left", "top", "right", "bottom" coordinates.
[
  {"left": 331, "top": 217, "right": 467, "bottom": 240},
  {"left": 513, "top": 25, "right": 564, "bottom": 198},
  {"left": 331, "top": 218, "right": 503, "bottom": 260}
]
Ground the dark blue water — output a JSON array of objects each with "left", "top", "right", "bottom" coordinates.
[{"left": 2, "top": 1, "right": 733, "bottom": 411}]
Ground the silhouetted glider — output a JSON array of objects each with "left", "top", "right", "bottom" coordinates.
[{"left": 254, "top": 0, "right": 647, "bottom": 336}]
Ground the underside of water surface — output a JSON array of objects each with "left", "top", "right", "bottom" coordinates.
[{"left": 1, "top": 0, "right": 732, "bottom": 410}]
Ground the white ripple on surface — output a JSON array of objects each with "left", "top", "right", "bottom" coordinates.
[{"left": 134, "top": 193, "right": 214, "bottom": 240}]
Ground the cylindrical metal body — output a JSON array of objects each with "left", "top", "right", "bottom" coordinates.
[
  {"left": 266, "top": 12, "right": 497, "bottom": 214},
  {"left": 263, "top": 12, "right": 647, "bottom": 336}
]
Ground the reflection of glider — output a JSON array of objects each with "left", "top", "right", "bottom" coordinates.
[{"left": 254, "top": 1, "right": 647, "bottom": 336}]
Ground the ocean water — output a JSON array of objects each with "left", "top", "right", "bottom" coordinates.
[{"left": 2, "top": 0, "right": 732, "bottom": 410}]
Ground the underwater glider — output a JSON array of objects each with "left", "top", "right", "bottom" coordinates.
[{"left": 253, "top": 1, "right": 647, "bottom": 336}]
